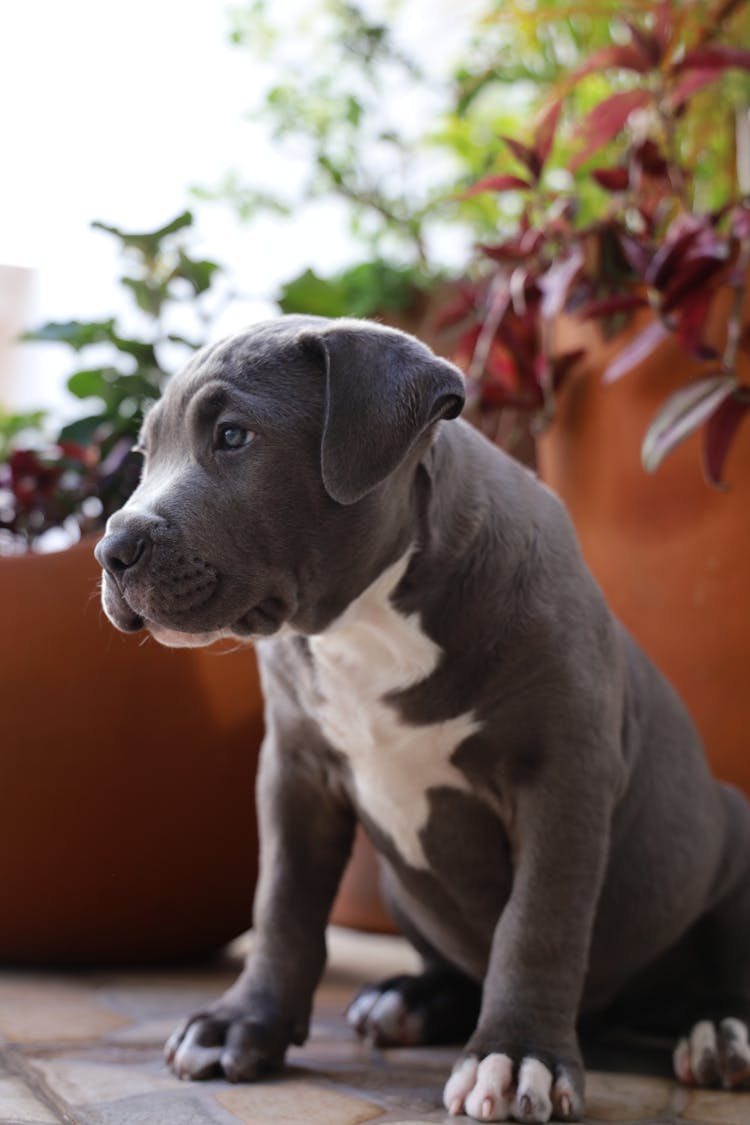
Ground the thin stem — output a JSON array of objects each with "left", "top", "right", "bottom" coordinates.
[{"left": 722, "top": 235, "right": 750, "bottom": 374}]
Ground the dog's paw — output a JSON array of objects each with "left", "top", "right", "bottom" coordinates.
[
  {"left": 674, "top": 1018, "right": 750, "bottom": 1088},
  {"left": 443, "top": 1053, "right": 583, "bottom": 1123},
  {"left": 346, "top": 970, "right": 481, "bottom": 1047},
  {"left": 165, "top": 1005, "right": 292, "bottom": 1082}
]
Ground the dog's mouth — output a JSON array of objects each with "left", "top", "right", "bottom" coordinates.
[{"left": 101, "top": 573, "right": 291, "bottom": 647}]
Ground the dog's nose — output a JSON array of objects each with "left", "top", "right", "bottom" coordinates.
[{"left": 95, "top": 529, "right": 149, "bottom": 580}]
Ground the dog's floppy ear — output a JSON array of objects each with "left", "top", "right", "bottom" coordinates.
[{"left": 298, "top": 321, "right": 465, "bottom": 505}]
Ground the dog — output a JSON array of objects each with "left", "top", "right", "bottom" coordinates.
[{"left": 95, "top": 316, "right": 750, "bottom": 1122}]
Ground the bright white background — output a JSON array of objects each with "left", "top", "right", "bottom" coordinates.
[{"left": 0, "top": 0, "right": 480, "bottom": 415}]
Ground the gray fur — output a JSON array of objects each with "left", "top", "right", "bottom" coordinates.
[{"left": 96, "top": 316, "right": 750, "bottom": 1117}]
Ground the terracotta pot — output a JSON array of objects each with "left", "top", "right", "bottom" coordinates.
[
  {"left": 0, "top": 537, "right": 264, "bottom": 965},
  {"left": 537, "top": 302, "right": 750, "bottom": 795},
  {"left": 331, "top": 826, "right": 396, "bottom": 933}
]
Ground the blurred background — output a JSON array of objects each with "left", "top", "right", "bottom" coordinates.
[
  {"left": 1, "top": 0, "right": 748, "bottom": 554},
  {"left": 0, "top": 0, "right": 483, "bottom": 415}
]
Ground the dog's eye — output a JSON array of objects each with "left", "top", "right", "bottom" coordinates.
[{"left": 216, "top": 424, "right": 253, "bottom": 451}]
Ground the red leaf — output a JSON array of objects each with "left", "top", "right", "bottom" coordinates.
[
  {"left": 675, "top": 46, "right": 750, "bottom": 72},
  {"left": 670, "top": 67, "right": 724, "bottom": 109},
  {"left": 653, "top": 0, "right": 673, "bottom": 57},
  {"left": 603, "top": 319, "right": 671, "bottom": 383},
  {"left": 632, "top": 139, "right": 669, "bottom": 178},
  {"left": 642, "top": 374, "right": 738, "bottom": 473},
  {"left": 570, "top": 44, "right": 653, "bottom": 83},
  {"left": 500, "top": 136, "right": 542, "bottom": 181},
  {"left": 661, "top": 254, "right": 726, "bottom": 314},
  {"left": 453, "top": 325, "right": 481, "bottom": 373},
  {"left": 618, "top": 233, "right": 652, "bottom": 276},
  {"left": 703, "top": 392, "right": 750, "bottom": 485},
  {"left": 462, "top": 174, "right": 532, "bottom": 198},
  {"left": 580, "top": 293, "right": 649, "bottom": 319},
  {"left": 673, "top": 288, "right": 717, "bottom": 356},
  {"left": 479, "top": 230, "right": 542, "bottom": 263},
  {"left": 570, "top": 90, "right": 652, "bottom": 171},
  {"left": 539, "top": 246, "right": 585, "bottom": 319},
  {"left": 534, "top": 99, "right": 562, "bottom": 169},
  {"left": 623, "top": 20, "right": 663, "bottom": 66},
  {"left": 645, "top": 215, "right": 705, "bottom": 288},
  {"left": 591, "top": 166, "right": 630, "bottom": 191}
]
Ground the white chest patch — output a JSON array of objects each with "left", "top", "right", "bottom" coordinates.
[{"left": 309, "top": 554, "right": 480, "bottom": 870}]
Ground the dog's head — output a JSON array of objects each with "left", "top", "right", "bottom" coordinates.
[{"left": 95, "top": 316, "right": 465, "bottom": 646}]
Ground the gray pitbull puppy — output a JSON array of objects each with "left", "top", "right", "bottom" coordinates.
[{"left": 95, "top": 316, "right": 750, "bottom": 1122}]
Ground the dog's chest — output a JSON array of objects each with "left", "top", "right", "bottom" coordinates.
[{"left": 309, "top": 556, "right": 479, "bottom": 870}]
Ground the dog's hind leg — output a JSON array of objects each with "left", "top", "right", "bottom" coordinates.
[
  {"left": 346, "top": 872, "right": 482, "bottom": 1047},
  {"left": 674, "top": 784, "right": 750, "bottom": 1089},
  {"left": 347, "top": 964, "right": 482, "bottom": 1046}
]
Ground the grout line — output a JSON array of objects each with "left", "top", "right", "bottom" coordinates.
[{"left": 1, "top": 1044, "right": 81, "bottom": 1125}]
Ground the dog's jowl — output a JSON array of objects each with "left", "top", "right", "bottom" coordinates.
[{"left": 96, "top": 316, "right": 750, "bottom": 1122}]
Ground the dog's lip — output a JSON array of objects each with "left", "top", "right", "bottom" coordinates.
[
  {"left": 139, "top": 598, "right": 289, "bottom": 644},
  {"left": 103, "top": 567, "right": 290, "bottom": 640},
  {"left": 234, "top": 596, "right": 290, "bottom": 637}
]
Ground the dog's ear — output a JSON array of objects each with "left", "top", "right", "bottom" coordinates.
[{"left": 298, "top": 321, "right": 465, "bottom": 505}]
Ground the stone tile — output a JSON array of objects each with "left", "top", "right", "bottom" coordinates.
[
  {"left": 0, "top": 978, "right": 130, "bottom": 1043},
  {"left": 214, "top": 1075, "right": 385, "bottom": 1125},
  {"left": 585, "top": 1070, "right": 676, "bottom": 1121},
  {"left": 105, "top": 1017, "right": 179, "bottom": 1047},
  {"left": 28, "top": 1058, "right": 178, "bottom": 1106},
  {"left": 0, "top": 1074, "right": 60, "bottom": 1123},
  {"left": 679, "top": 1088, "right": 750, "bottom": 1124},
  {"left": 71, "top": 1090, "right": 228, "bottom": 1125}
]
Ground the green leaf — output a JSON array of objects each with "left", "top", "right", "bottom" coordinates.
[
  {"left": 278, "top": 261, "right": 422, "bottom": 319},
  {"left": 0, "top": 410, "right": 47, "bottom": 457},
  {"left": 58, "top": 413, "right": 110, "bottom": 446},
  {"left": 278, "top": 268, "right": 349, "bottom": 317},
  {"left": 22, "top": 319, "right": 116, "bottom": 351},
  {"left": 91, "top": 211, "right": 194, "bottom": 258},
  {"left": 107, "top": 372, "right": 163, "bottom": 401},
  {"left": 175, "top": 251, "right": 222, "bottom": 295},
  {"left": 109, "top": 334, "right": 159, "bottom": 366},
  {"left": 66, "top": 367, "right": 121, "bottom": 400},
  {"left": 121, "top": 277, "right": 171, "bottom": 317},
  {"left": 166, "top": 332, "right": 203, "bottom": 350}
]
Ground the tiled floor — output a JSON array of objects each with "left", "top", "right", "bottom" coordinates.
[{"left": 2, "top": 927, "right": 750, "bottom": 1125}]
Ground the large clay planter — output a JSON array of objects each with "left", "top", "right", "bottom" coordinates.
[
  {"left": 1, "top": 537, "right": 264, "bottom": 965},
  {"left": 537, "top": 307, "right": 750, "bottom": 796}
]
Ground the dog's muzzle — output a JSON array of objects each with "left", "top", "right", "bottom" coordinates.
[{"left": 96, "top": 522, "right": 219, "bottom": 633}]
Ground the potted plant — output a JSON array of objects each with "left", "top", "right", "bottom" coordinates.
[
  {"left": 0, "top": 214, "right": 264, "bottom": 965},
  {"left": 442, "top": 0, "right": 750, "bottom": 792}
]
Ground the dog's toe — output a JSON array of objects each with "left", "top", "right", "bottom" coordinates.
[
  {"left": 347, "top": 969, "right": 480, "bottom": 1047},
  {"left": 346, "top": 985, "right": 424, "bottom": 1045},
  {"left": 720, "top": 1018, "right": 750, "bottom": 1086},
  {"left": 443, "top": 1052, "right": 574, "bottom": 1122},
  {"left": 165, "top": 1008, "right": 288, "bottom": 1082},
  {"left": 674, "top": 1017, "right": 750, "bottom": 1088},
  {"left": 514, "top": 1058, "right": 553, "bottom": 1123},
  {"left": 167, "top": 1017, "right": 226, "bottom": 1080}
]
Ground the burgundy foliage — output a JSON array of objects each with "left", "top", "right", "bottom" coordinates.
[{"left": 455, "top": 0, "right": 750, "bottom": 484}]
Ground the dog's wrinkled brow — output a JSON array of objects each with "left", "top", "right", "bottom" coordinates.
[{"left": 190, "top": 383, "right": 230, "bottom": 423}]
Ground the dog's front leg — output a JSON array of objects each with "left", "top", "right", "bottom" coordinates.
[
  {"left": 445, "top": 773, "right": 616, "bottom": 1123},
  {"left": 166, "top": 726, "right": 355, "bottom": 1082}
]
